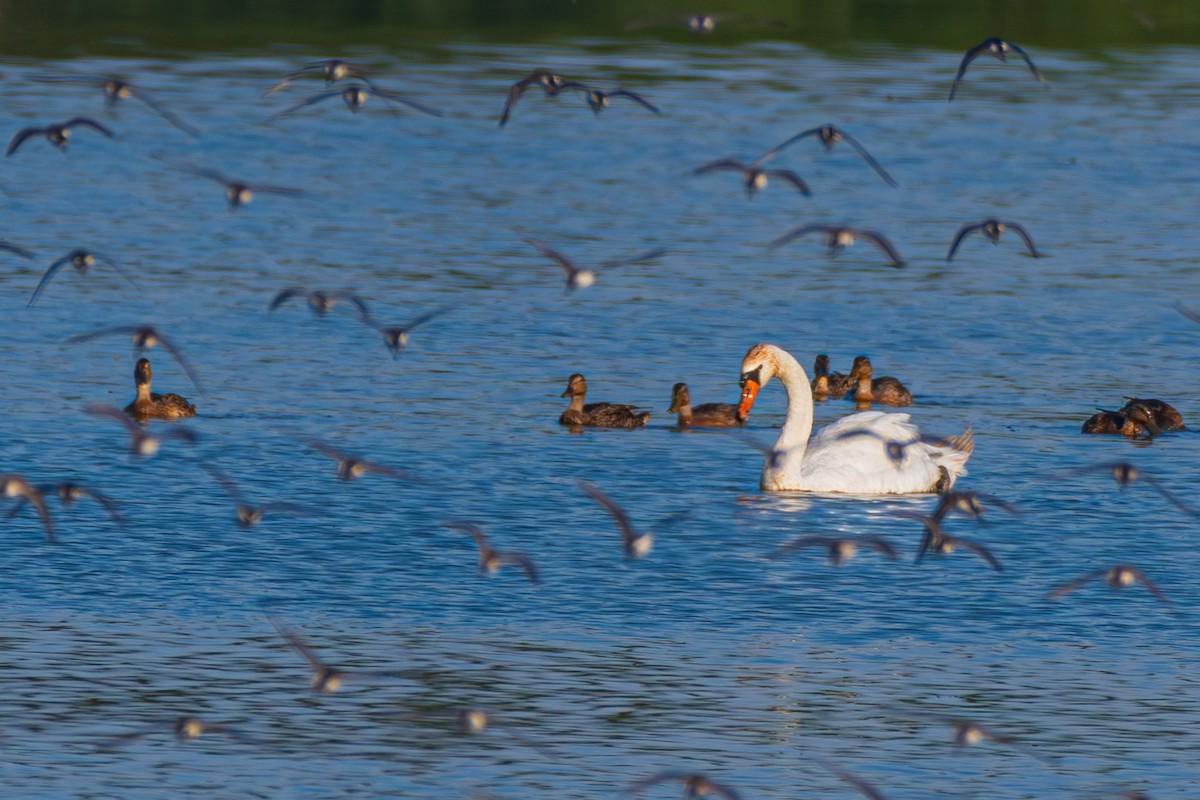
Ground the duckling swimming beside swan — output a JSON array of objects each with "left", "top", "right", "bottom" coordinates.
[
  {"left": 559, "top": 374, "right": 649, "bottom": 429},
  {"left": 667, "top": 382, "right": 744, "bottom": 428}
]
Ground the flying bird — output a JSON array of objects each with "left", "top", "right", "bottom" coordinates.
[
  {"left": 761, "top": 124, "right": 897, "bottom": 187},
  {"left": 360, "top": 306, "right": 451, "bottom": 357},
  {"left": 84, "top": 404, "right": 198, "bottom": 458},
  {"left": 271, "top": 619, "right": 407, "bottom": 694},
  {"left": 949, "top": 38, "right": 1046, "bottom": 101},
  {"left": 564, "top": 84, "right": 661, "bottom": 115},
  {"left": 1047, "top": 564, "right": 1172, "bottom": 606},
  {"left": 272, "top": 83, "right": 441, "bottom": 118},
  {"left": 769, "top": 224, "right": 904, "bottom": 268},
  {"left": 1060, "top": 461, "right": 1198, "bottom": 517},
  {"left": 29, "top": 74, "right": 198, "bottom": 135},
  {"left": 576, "top": 480, "right": 674, "bottom": 560},
  {"left": 270, "top": 287, "right": 369, "bottom": 318},
  {"left": 203, "top": 465, "right": 314, "bottom": 529},
  {"left": 904, "top": 710, "right": 1054, "bottom": 762},
  {"left": 27, "top": 249, "right": 135, "bottom": 308},
  {"left": 625, "top": 770, "right": 744, "bottom": 800},
  {"left": 7, "top": 117, "right": 114, "bottom": 156},
  {"left": 895, "top": 511, "right": 1003, "bottom": 571},
  {"left": 931, "top": 490, "right": 1019, "bottom": 522},
  {"left": 694, "top": 157, "right": 811, "bottom": 198},
  {"left": 302, "top": 438, "right": 415, "bottom": 481},
  {"left": 946, "top": 219, "right": 1040, "bottom": 261},
  {"left": 443, "top": 521, "right": 540, "bottom": 584},
  {"left": 820, "top": 763, "right": 890, "bottom": 800},
  {"left": 769, "top": 535, "right": 898, "bottom": 565},
  {"left": 66, "top": 325, "right": 201, "bottom": 392},
  {"left": 0, "top": 475, "right": 55, "bottom": 542},
  {"left": 0, "top": 240, "right": 35, "bottom": 260},
  {"left": 165, "top": 162, "right": 304, "bottom": 208},
  {"left": 524, "top": 237, "right": 665, "bottom": 293},
  {"left": 5, "top": 481, "right": 123, "bottom": 527},
  {"left": 264, "top": 59, "right": 378, "bottom": 96},
  {"left": 498, "top": 68, "right": 578, "bottom": 126}
]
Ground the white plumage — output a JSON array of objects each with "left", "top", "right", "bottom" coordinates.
[{"left": 739, "top": 343, "right": 971, "bottom": 494}]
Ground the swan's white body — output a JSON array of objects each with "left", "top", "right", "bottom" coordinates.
[{"left": 739, "top": 344, "right": 971, "bottom": 494}]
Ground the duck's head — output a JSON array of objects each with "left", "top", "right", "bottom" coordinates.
[
  {"left": 134, "top": 357, "right": 153, "bottom": 386},
  {"left": 848, "top": 355, "right": 872, "bottom": 380},
  {"left": 561, "top": 373, "right": 586, "bottom": 398},
  {"left": 1122, "top": 401, "right": 1162, "bottom": 436},
  {"left": 813, "top": 354, "right": 830, "bottom": 377},
  {"left": 738, "top": 343, "right": 783, "bottom": 418},
  {"left": 668, "top": 382, "right": 690, "bottom": 412}
]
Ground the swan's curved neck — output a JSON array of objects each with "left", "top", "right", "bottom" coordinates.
[{"left": 772, "top": 348, "right": 814, "bottom": 459}]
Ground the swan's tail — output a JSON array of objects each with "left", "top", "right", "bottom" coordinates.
[{"left": 943, "top": 426, "right": 975, "bottom": 455}]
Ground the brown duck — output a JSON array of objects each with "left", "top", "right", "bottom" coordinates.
[
  {"left": 559, "top": 374, "right": 649, "bottom": 429},
  {"left": 810, "top": 354, "right": 851, "bottom": 399},
  {"left": 847, "top": 355, "right": 912, "bottom": 406},
  {"left": 1121, "top": 397, "right": 1185, "bottom": 431},
  {"left": 124, "top": 358, "right": 196, "bottom": 421},
  {"left": 667, "top": 383, "right": 745, "bottom": 428},
  {"left": 1082, "top": 401, "right": 1160, "bottom": 438}
]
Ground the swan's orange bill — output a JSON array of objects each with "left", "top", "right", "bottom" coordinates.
[{"left": 738, "top": 379, "right": 760, "bottom": 418}]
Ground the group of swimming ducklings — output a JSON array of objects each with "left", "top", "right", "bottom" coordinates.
[
  {"left": 1082, "top": 398, "right": 1186, "bottom": 438},
  {"left": 558, "top": 354, "right": 914, "bottom": 430},
  {"left": 120, "top": 350, "right": 1186, "bottom": 443}
]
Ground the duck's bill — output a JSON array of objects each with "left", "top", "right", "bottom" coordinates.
[{"left": 738, "top": 379, "right": 760, "bottom": 418}]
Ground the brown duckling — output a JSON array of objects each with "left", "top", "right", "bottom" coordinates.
[
  {"left": 1121, "top": 397, "right": 1185, "bottom": 431},
  {"left": 810, "top": 354, "right": 852, "bottom": 399},
  {"left": 1081, "top": 408, "right": 1154, "bottom": 438},
  {"left": 847, "top": 355, "right": 912, "bottom": 406},
  {"left": 559, "top": 374, "right": 649, "bottom": 429},
  {"left": 123, "top": 358, "right": 195, "bottom": 421},
  {"left": 667, "top": 382, "right": 745, "bottom": 428}
]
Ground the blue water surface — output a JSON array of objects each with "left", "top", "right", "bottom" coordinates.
[{"left": 0, "top": 37, "right": 1197, "bottom": 799}]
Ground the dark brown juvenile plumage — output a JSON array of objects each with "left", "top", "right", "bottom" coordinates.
[
  {"left": 810, "top": 354, "right": 851, "bottom": 399},
  {"left": 847, "top": 355, "right": 911, "bottom": 406},
  {"left": 667, "top": 382, "right": 745, "bottom": 428},
  {"left": 123, "top": 358, "right": 196, "bottom": 421},
  {"left": 559, "top": 373, "right": 649, "bottom": 429}
]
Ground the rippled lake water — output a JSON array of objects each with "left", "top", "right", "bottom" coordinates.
[{"left": 1, "top": 33, "right": 1198, "bottom": 799}]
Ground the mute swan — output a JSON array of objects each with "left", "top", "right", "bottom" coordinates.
[{"left": 737, "top": 343, "right": 971, "bottom": 494}]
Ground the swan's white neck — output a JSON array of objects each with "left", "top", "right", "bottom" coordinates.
[{"left": 766, "top": 346, "right": 813, "bottom": 482}]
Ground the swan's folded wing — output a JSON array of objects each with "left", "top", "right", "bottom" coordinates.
[{"left": 800, "top": 411, "right": 951, "bottom": 494}]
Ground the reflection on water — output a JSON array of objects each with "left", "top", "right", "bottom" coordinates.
[{"left": 0, "top": 17, "right": 1197, "bottom": 800}]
